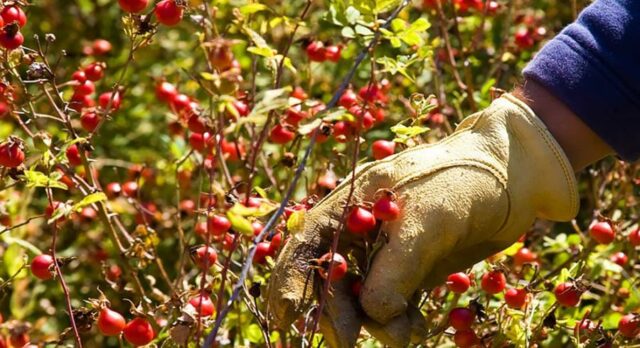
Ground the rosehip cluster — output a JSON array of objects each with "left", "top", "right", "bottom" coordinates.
[
  {"left": 305, "top": 40, "right": 343, "bottom": 63},
  {"left": 118, "top": 0, "right": 183, "bottom": 26},
  {"left": 0, "top": 5, "right": 27, "bottom": 50},
  {"left": 333, "top": 81, "right": 390, "bottom": 142},
  {"left": 268, "top": 87, "right": 327, "bottom": 145}
]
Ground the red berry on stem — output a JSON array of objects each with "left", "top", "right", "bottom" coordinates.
[
  {"left": 371, "top": 140, "right": 396, "bottom": 160},
  {"left": 71, "top": 70, "right": 87, "bottom": 83},
  {"left": 504, "top": 288, "right": 528, "bottom": 309},
  {"left": 105, "top": 182, "right": 122, "bottom": 198},
  {"left": 446, "top": 272, "right": 471, "bottom": 294},
  {"left": 123, "top": 317, "right": 155, "bottom": 346},
  {"left": 207, "top": 214, "right": 231, "bottom": 235},
  {"left": 0, "top": 30, "right": 24, "bottom": 50},
  {"left": 253, "top": 242, "right": 271, "bottom": 264},
  {"left": 31, "top": 254, "right": 54, "bottom": 280},
  {"left": 448, "top": 307, "right": 475, "bottom": 330},
  {"left": 481, "top": 270, "right": 506, "bottom": 294},
  {"left": 74, "top": 80, "right": 95, "bottom": 96},
  {"left": 66, "top": 144, "right": 83, "bottom": 166},
  {"left": 346, "top": 206, "right": 377, "bottom": 235},
  {"left": 155, "top": 81, "right": 178, "bottom": 103},
  {"left": 155, "top": 0, "right": 183, "bottom": 26},
  {"left": 195, "top": 245, "right": 218, "bottom": 269},
  {"left": 97, "top": 308, "right": 126, "bottom": 336},
  {"left": 454, "top": 329, "right": 479, "bottom": 348},
  {"left": 0, "top": 139, "right": 25, "bottom": 168},
  {"left": 269, "top": 124, "right": 296, "bottom": 144},
  {"left": 99, "top": 91, "right": 122, "bottom": 112},
  {"left": 118, "top": 0, "right": 149, "bottom": 13},
  {"left": 121, "top": 181, "right": 138, "bottom": 198},
  {"left": 513, "top": 247, "right": 537, "bottom": 267},
  {"left": 306, "top": 41, "right": 326, "bottom": 62},
  {"left": 339, "top": 89, "right": 358, "bottom": 108},
  {"left": 619, "top": 314, "right": 640, "bottom": 338},
  {"left": 189, "top": 293, "right": 216, "bottom": 317},
  {"left": 324, "top": 45, "right": 342, "bottom": 62},
  {"left": 554, "top": 282, "right": 583, "bottom": 307},
  {"left": 611, "top": 251, "right": 628, "bottom": 266},
  {"left": 317, "top": 252, "right": 348, "bottom": 282},
  {"left": 80, "top": 111, "right": 101, "bottom": 132},
  {"left": 84, "top": 62, "right": 105, "bottom": 81},
  {"left": 629, "top": 228, "right": 640, "bottom": 246},
  {"left": 92, "top": 39, "right": 112, "bottom": 55},
  {"left": 1, "top": 6, "right": 27, "bottom": 27},
  {"left": 589, "top": 221, "right": 615, "bottom": 245},
  {"left": 372, "top": 196, "right": 400, "bottom": 221}
]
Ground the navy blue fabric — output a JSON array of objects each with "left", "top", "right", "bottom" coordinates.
[{"left": 523, "top": 0, "right": 640, "bottom": 161}]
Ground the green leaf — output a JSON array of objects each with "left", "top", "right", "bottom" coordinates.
[
  {"left": 71, "top": 192, "right": 106, "bottom": 212},
  {"left": 3, "top": 243, "right": 28, "bottom": 280},
  {"left": 374, "top": 0, "right": 402, "bottom": 13},
  {"left": 240, "top": 3, "right": 269, "bottom": 15},
  {"left": 227, "top": 211, "right": 254, "bottom": 235},
  {"left": 391, "top": 123, "right": 429, "bottom": 138},
  {"left": 341, "top": 26, "right": 356, "bottom": 38},
  {"left": 247, "top": 46, "right": 275, "bottom": 58},
  {"left": 355, "top": 24, "right": 374, "bottom": 36},
  {"left": 254, "top": 186, "right": 268, "bottom": 199},
  {"left": 297, "top": 119, "right": 322, "bottom": 136},
  {"left": 21, "top": 169, "right": 68, "bottom": 190},
  {"left": 345, "top": 6, "right": 361, "bottom": 24}
]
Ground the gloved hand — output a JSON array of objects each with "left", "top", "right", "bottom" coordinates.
[{"left": 266, "top": 94, "right": 579, "bottom": 347}]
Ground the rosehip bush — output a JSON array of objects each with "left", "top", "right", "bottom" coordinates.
[{"left": 0, "top": 0, "right": 635, "bottom": 347}]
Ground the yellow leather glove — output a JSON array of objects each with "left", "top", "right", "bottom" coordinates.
[{"left": 266, "top": 94, "right": 579, "bottom": 347}]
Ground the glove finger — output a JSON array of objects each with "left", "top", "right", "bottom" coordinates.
[
  {"left": 360, "top": 166, "right": 510, "bottom": 324},
  {"left": 363, "top": 304, "right": 427, "bottom": 348},
  {"left": 318, "top": 276, "right": 363, "bottom": 348}
]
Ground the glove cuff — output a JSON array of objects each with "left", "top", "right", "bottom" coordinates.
[{"left": 495, "top": 93, "right": 579, "bottom": 221}]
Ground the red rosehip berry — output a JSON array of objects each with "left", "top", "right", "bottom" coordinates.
[
  {"left": 98, "top": 91, "right": 122, "bottom": 112},
  {"left": 74, "top": 80, "right": 95, "bottom": 96},
  {"left": 481, "top": 270, "right": 506, "bottom": 294},
  {"left": 628, "top": 228, "right": 640, "bottom": 246},
  {"left": 155, "top": 0, "right": 183, "bottom": 26},
  {"left": 207, "top": 214, "right": 231, "bottom": 235},
  {"left": 194, "top": 245, "right": 218, "bottom": 269},
  {"left": 31, "top": 254, "right": 55, "bottom": 280},
  {"left": 619, "top": 313, "right": 640, "bottom": 339},
  {"left": 338, "top": 89, "right": 358, "bottom": 108},
  {"left": 1, "top": 6, "right": 27, "bottom": 27},
  {"left": 105, "top": 182, "right": 122, "bottom": 199},
  {"left": 0, "top": 30, "right": 24, "bottom": 50},
  {"left": 515, "top": 27, "right": 535, "bottom": 49},
  {"left": 372, "top": 196, "right": 400, "bottom": 221},
  {"left": 513, "top": 247, "right": 537, "bottom": 267},
  {"left": 346, "top": 206, "right": 377, "bottom": 235},
  {"left": 71, "top": 70, "right": 87, "bottom": 83},
  {"left": 317, "top": 252, "right": 348, "bottom": 282},
  {"left": 80, "top": 111, "right": 101, "bottom": 132},
  {"left": 454, "top": 329, "right": 479, "bottom": 348},
  {"left": 504, "top": 288, "right": 528, "bottom": 309},
  {"left": 371, "top": 140, "right": 396, "bottom": 160},
  {"left": 155, "top": 81, "right": 178, "bottom": 103},
  {"left": 269, "top": 124, "right": 296, "bottom": 144},
  {"left": 446, "top": 272, "right": 471, "bottom": 294},
  {"left": 611, "top": 251, "right": 628, "bottom": 266},
  {"left": 92, "top": 39, "right": 112, "bottom": 55},
  {"left": 448, "top": 307, "right": 475, "bottom": 330},
  {"left": 0, "top": 139, "right": 25, "bottom": 168},
  {"left": 66, "top": 144, "right": 84, "bottom": 166},
  {"left": 589, "top": 221, "right": 615, "bottom": 245},
  {"left": 324, "top": 45, "right": 342, "bottom": 62},
  {"left": 84, "top": 62, "right": 106, "bottom": 81},
  {"left": 253, "top": 242, "right": 271, "bottom": 264},
  {"left": 123, "top": 317, "right": 155, "bottom": 346},
  {"left": 554, "top": 282, "right": 583, "bottom": 307},
  {"left": 97, "top": 308, "right": 126, "bottom": 336},
  {"left": 118, "top": 0, "right": 149, "bottom": 13},
  {"left": 306, "top": 41, "right": 326, "bottom": 62},
  {"left": 121, "top": 181, "right": 138, "bottom": 198},
  {"left": 189, "top": 293, "right": 216, "bottom": 317}
]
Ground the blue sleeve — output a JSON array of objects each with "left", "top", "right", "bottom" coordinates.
[{"left": 522, "top": 0, "right": 640, "bottom": 161}]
